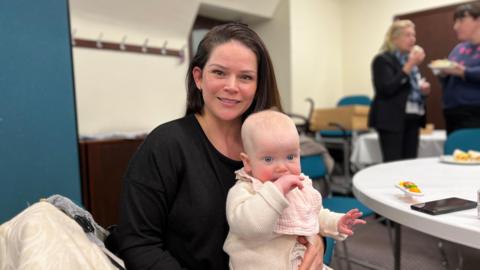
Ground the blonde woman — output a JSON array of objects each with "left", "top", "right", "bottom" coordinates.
[{"left": 368, "top": 20, "right": 431, "bottom": 162}]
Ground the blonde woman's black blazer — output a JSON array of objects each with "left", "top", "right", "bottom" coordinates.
[{"left": 368, "top": 51, "right": 426, "bottom": 132}]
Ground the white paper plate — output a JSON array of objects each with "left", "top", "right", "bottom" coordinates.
[
  {"left": 439, "top": 155, "right": 480, "bottom": 165},
  {"left": 428, "top": 64, "right": 455, "bottom": 70},
  {"left": 395, "top": 183, "right": 424, "bottom": 196}
]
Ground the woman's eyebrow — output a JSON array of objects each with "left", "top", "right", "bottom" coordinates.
[{"left": 207, "top": 63, "right": 256, "bottom": 74}]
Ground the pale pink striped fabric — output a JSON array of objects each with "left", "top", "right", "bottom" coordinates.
[{"left": 236, "top": 169, "right": 322, "bottom": 236}]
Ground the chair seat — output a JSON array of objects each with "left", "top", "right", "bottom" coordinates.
[
  {"left": 319, "top": 130, "right": 353, "bottom": 137},
  {"left": 323, "top": 197, "right": 374, "bottom": 217}
]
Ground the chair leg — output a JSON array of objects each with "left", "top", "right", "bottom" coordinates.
[
  {"left": 332, "top": 216, "right": 393, "bottom": 270},
  {"left": 384, "top": 218, "right": 395, "bottom": 254},
  {"left": 438, "top": 241, "right": 450, "bottom": 269},
  {"left": 438, "top": 241, "right": 465, "bottom": 270},
  {"left": 341, "top": 241, "right": 353, "bottom": 270},
  {"left": 335, "top": 240, "right": 387, "bottom": 270}
]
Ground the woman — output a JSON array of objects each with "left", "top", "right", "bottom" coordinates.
[
  {"left": 438, "top": 3, "right": 480, "bottom": 134},
  {"left": 111, "top": 23, "right": 323, "bottom": 270},
  {"left": 368, "top": 20, "right": 431, "bottom": 162}
]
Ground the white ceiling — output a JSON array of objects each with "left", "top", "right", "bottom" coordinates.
[
  {"left": 199, "top": 0, "right": 281, "bottom": 23},
  {"left": 69, "top": 0, "right": 281, "bottom": 45}
]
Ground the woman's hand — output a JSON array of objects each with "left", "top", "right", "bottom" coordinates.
[
  {"left": 338, "top": 209, "right": 367, "bottom": 236},
  {"left": 297, "top": 235, "right": 324, "bottom": 270},
  {"left": 403, "top": 45, "right": 425, "bottom": 74},
  {"left": 409, "top": 45, "right": 426, "bottom": 65},
  {"left": 441, "top": 62, "right": 465, "bottom": 79},
  {"left": 419, "top": 78, "right": 431, "bottom": 95}
]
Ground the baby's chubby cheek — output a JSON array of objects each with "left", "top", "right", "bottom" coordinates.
[{"left": 254, "top": 170, "right": 274, "bottom": 183}]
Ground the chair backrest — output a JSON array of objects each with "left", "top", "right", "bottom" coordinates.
[
  {"left": 444, "top": 128, "right": 480, "bottom": 155},
  {"left": 300, "top": 155, "right": 327, "bottom": 180},
  {"left": 300, "top": 154, "right": 335, "bottom": 266},
  {"left": 337, "top": 95, "right": 371, "bottom": 107}
]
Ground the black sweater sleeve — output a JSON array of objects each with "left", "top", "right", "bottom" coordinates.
[
  {"left": 372, "top": 53, "right": 410, "bottom": 98},
  {"left": 117, "top": 126, "right": 186, "bottom": 270}
]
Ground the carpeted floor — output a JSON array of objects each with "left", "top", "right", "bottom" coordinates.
[{"left": 329, "top": 215, "right": 480, "bottom": 270}]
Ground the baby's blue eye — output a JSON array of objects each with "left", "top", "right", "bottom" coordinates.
[
  {"left": 287, "top": 154, "right": 295, "bottom": 161},
  {"left": 263, "top": 156, "right": 273, "bottom": 163}
]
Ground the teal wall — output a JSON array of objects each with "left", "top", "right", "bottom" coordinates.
[{"left": 0, "top": 0, "right": 82, "bottom": 222}]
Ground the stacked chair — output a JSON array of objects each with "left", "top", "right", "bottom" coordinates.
[{"left": 316, "top": 95, "right": 372, "bottom": 194}]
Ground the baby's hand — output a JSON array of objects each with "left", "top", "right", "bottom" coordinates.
[
  {"left": 274, "top": 174, "right": 304, "bottom": 195},
  {"left": 338, "top": 208, "right": 366, "bottom": 236}
]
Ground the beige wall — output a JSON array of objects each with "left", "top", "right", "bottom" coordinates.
[
  {"left": 73, "top": 49, "right": 188, "bottom": 136},
  {"left": 254, "top": 0, "right": 292, "bottom": 110},
  {"left": 71, "top": 0, "right": 471, "bottom": 136},
  {"left": 289, "top": 0, "right": 343, "bottom": 117},
  {"left": 70, "top": 1, "right": 197, "bottom": 136}
]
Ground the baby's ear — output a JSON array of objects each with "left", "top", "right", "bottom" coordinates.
[{"left": 240, "top": 153, "right": 252, "bottom": 173}]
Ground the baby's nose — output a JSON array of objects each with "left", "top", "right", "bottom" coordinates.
[{"left": 275, "top": 163, "right": 288, "bottom": 173}]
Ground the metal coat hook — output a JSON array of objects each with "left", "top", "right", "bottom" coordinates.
[
  {"left": 161, "top": 41, "right": 168, "bottom": 55},
  {"left": 120, "top": 35, "right": 127, "bottom": 51},
  {"left": 71, "top": 29, "right": 77, "bottom": 46},
  {"left": 142, "top": 38, "right": 149, "bottom": 53},
  {"left": 96, "top": 33, "right": 103, "bottom": 48},
  {"left": 179, "top": 44, "right": 186, "bottom": 63},
  {"left": 72, "top": 33, "right": 182, "bottom": 58}
]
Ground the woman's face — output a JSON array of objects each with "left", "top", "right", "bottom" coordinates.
[
  {"left": 454, "top": 15, "right": 480, "bottom": 42},
  {"left": 193, "top": 40, "right": 258, "bottom": 123},
  {"left": 393, "top": 26, "right": 416, "bottom": 53}
]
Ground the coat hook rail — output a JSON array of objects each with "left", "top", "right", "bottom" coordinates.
[{"left": 72, "top": 38, "right": 182, "bottom": 58}]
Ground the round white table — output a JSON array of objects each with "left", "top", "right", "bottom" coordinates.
[
  {"left": 353, "top": 157, "right": 480, "bottom": 270},
  {"left": 350, "top": 130, "right": 446, "bottom": 168}
]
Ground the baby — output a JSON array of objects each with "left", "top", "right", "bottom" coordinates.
[{"left": 223, "top": 110, "right": 365, "bottom": 270}]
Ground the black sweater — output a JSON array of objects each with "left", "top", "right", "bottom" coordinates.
[{"left": 114, "top": 114, "right": 242, "bottom": 270}]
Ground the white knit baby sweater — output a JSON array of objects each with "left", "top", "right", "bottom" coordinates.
[{"left": 223, "top": 169, "right": 347, "bottom": 270}]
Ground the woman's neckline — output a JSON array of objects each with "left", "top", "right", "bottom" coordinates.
[{"left": 193, "top": 114, "right": 243, "bottom": 163}]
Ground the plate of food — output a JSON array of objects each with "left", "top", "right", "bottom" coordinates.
[
  {"left": 428, "top": 59, "right": 456, "bottom": 70},
  {"left": 440, "top": 149, "right": 480, "bottom": 165},
  {"left": 395, "top": 181, "right": 423, "bottom": 196}
]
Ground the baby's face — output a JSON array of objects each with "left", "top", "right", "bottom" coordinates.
[{"left": 245, "top": 129, "right": 301, "bottom": 183}]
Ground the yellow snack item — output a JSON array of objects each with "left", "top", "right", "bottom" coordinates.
[
  {"left": 429, "top": 59, "right": 455, "bottom": 69},
  {"left": 453, "top": 149, "right": 470, "bottom": 161},
  {"left": 399, "top": 181, "right": 421, "bottom": 193},
  {"left": 468, "top": 150, "right": 480, "bottom": 161},
  {"left": 412, "top": 45, "right": 423, "bottom": 52}
]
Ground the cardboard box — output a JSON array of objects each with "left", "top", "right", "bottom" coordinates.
[
  {"left": 420, "top": 123, "right": 434, "bottom": 135},
  {"left": 309, "top": 105, "right": 370, "bottom": 131}
]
